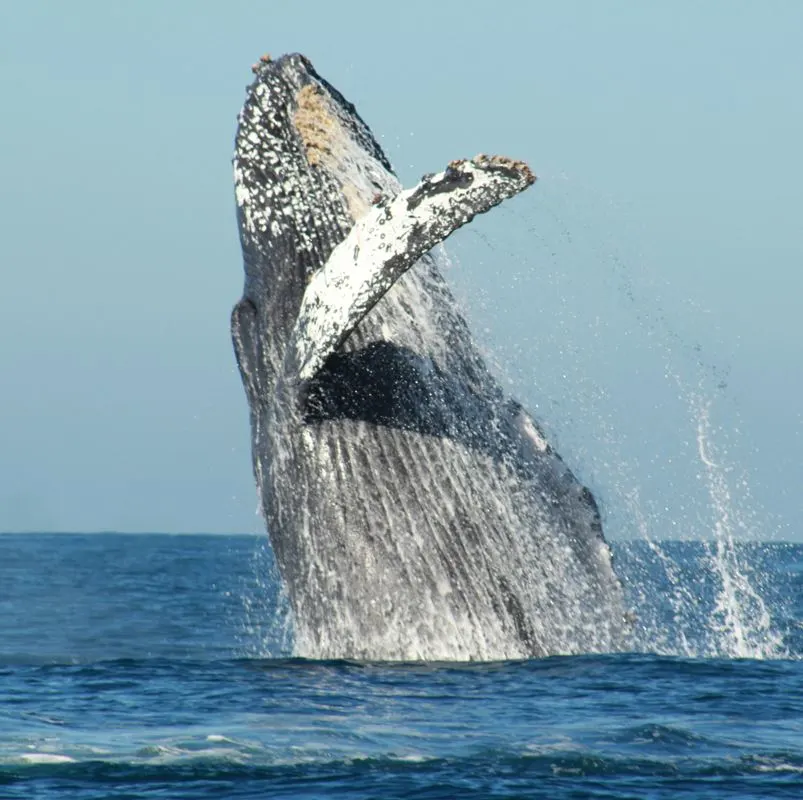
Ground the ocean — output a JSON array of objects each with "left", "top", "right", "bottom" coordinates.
[{"left": 1, "top": 532, "right": 801, "bottom": 799}]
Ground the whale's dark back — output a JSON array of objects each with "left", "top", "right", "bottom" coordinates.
[{"left": 232, "top": 54, "right": 628, "bottom": 659}]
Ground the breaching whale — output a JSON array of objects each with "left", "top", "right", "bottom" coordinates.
[{"left": 231, "top": 53, "right": 628, "bottom": 660}]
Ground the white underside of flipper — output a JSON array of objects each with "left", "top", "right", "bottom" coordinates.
[{"left": 287, "top": 156, "right": 535, "bottom": 382}]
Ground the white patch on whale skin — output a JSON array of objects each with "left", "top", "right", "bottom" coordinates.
[
  {"left": 521, "top": 416, "right": 548, "bottom": 452},
  {"left": 290, "top": 156, "right": 535, "bottom": 382}
]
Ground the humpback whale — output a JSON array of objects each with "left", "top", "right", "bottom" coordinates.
[{"left": 232, "top": 53, "right": 628, "bottom": 660}]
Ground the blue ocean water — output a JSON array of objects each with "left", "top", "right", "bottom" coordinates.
[{"left": 1, "top": 533, "right": 801, "bottom": 799}]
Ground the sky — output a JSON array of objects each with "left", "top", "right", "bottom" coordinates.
[{"left": 0, "top": 1, "right": 800, "bottom": 537}]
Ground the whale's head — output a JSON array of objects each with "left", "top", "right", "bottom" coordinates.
[{"left": 234, "top": 54, "right": 399, "bottom": 312}]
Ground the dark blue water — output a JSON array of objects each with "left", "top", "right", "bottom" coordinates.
[{"left": 1, "top": 533, "right": 801, "bottom": 798}]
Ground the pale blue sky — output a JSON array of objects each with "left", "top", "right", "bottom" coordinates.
[{"left": 1, "top": 2, "right": 800, "bottom": 537}]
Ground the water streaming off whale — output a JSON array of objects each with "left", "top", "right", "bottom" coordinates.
[{"left": 443, "top": 184, "right": 786, "bottom": 661}]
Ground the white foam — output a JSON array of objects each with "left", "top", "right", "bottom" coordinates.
[{"left": 19, "top": 753, "right": 75, "bottom": 764}]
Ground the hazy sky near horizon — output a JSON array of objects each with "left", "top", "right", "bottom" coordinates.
[{"left": 1, "top": 1, "right": 801, "bottom": 537}]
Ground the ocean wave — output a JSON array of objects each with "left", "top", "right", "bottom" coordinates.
[{"left": 3, "top": 747, "right": 803, "bottom": 784}]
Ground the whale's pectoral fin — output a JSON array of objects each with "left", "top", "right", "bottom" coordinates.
[{"left": 286, "top": 155, "right": 535, "bottom": 382}]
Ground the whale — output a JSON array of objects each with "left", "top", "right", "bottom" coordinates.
[{"left": 231, "top": 53, "right": 629, "bottom": 660}]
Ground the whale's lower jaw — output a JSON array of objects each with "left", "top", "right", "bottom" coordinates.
[{"left": 231, "top": 54, "right": 629, "bottom": 660}]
